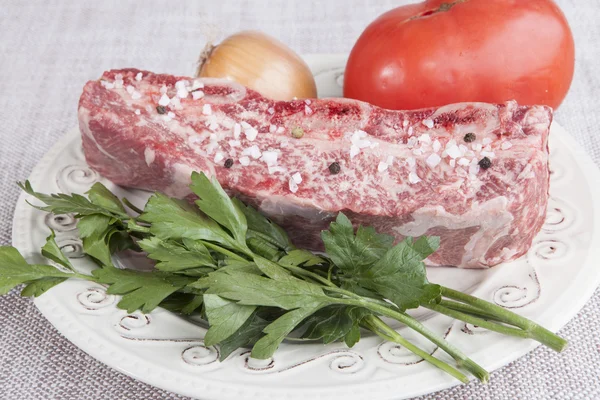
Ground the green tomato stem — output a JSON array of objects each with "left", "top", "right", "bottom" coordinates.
[
  {"left": 440, "top": 286, "right": 567, "bottom": 352},
  {"left": 362, "top": 315, "right": 469, "bottom": 384}
]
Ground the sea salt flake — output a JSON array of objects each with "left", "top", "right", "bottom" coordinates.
[
  {"left": 418, "top": 133, "right": 431, "bottom": 144},
  {"left": 276, "top": 126, "right": 285, "bottom": 134},
  {"left": 228, "top": 140, "right": 241, "bottom": 147},
  {"left": 472, "top": 143, "right": 483, "bottom": 152},
  {"left": 202, "top": 104, "right": 212, "bottom": 115},
  {"left": 167, "top": 111, "right": 175, "bottom": 118},
  {"left": 407, "top": 137, "right": 418, "bottom": 148},
  {"left": 261, "top": 151, "right": 278, "bottom": 166},
  {"left": 245, "top": 128, "right": 258, "bottom": 141},
  {"left": 481, "top": 151, "right": 496, "bottom": 158},
  {"left": 409, "top": 171, "right": 422, "bottom": 184},
  {"left": 126, "top": 85, "right": 135, "bottom": 94},
  {"left": 135, "top": 72, "right": 143, "bottom": 81},
  {"left": 305, "top": 105, "right": 313, "bottom": 115},
  {"left": 378, "top": 162, "right": 389, "bottom": 172},
  {"left": 432, "top": 140, "right": 441, "bottom": 153},
  {"left": 242, "top": 145, "right": 262, "bottom": 159},
  {"left": 160, "top": 85, "right": 168, "bottom": 94},
  {"left": 501, "top": 141, "right": 513, "bottom": 150},
  {"left": 233, "top": 123, "right": 241, "bottom": 139},
  {"left": 269, "top": 124, "right": 277, "bottom": 133},
  {"left": 241, "top": 121, "right": 252, "bottom": 130},
  {"left": 288, "top": 178, "right": 299, "bottom": 193},
  {"left": 291, "top": 172, "right": 302, "bottom": 184},
  {"left": 239, "top": 156, "right": 250, "bottom": 166},
  {"left": 386, "top": 155, "right": 394, "bottom": 165},
  {"left": 214, "top": 152, "right": 224, "bottom": 163},
  {"left": 446, "top": 145, "right": 462, "bottom": 159},
  {"left": 131, "top": 91, "right": 142, "bottom": 100},
  {"left": 134, "top": 109, "right": 141, "bottom": 115},
  {"left": 350, "top": 145, "right": 360, "bottom": 159},
  {"left": 267, "top": 107, "right": 275, "bottom": 115},
  {"left": 268, "top": 166, "right": 286, "bottom": 174},
  {"left": 482, "top": 138, "right": 492, "bottom": 146},
  {"left": 422, "top": 119, "right": 434, "bottom": 129},
  {"left": 413, "top": 149, "right": 424, "bottom": 156},
  {"left": 192, "top": 90, "right": 204, "bottom": 100},
  {"left": 449, "top": 159, "right": 456, "bottom": 168},
  {"left": 426, "top": 153, "right": 441, "bottom": 168},
  {"left": 407, "top": 157, "right": 416, "bottom": 168},
  {"left": 407, "top": 127, "right": 414, "bottom": 137},
  {"left": 158, "top": 94, "right": 170, "bottom": 106},
  {"left": 458, "top": 157, "right": 470, "bottom": 166},
  {"left": 403, "top": 120, "right": 409, "bottom": 127}
]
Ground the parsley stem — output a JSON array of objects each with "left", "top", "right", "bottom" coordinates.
[
  {"left": 122, "top": 198, "right": 144, "bottom": 214},
  {"left": 423, "top": 303, "right": 530, "bottom": 338},
  {"left": 436, "top": 300, "right": 505, "bottom": 321},
  {"left": 199, "top": 241, "right": 248, "bottom": 262},
  {"left": 439, "top": 286, "right": 567, "bottom": 352},
  {"left": 340, "top": 298, "right": 489, "bottom": 383},
  {"left": 362, "top": 315, "right": 470, "bottom": 384}
]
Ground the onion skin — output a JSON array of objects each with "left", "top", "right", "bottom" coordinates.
[{"left": 197, "top": 31, "right": 317, "bottom": 101}]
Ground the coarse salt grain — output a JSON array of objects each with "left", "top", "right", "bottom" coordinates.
[
  {"left": 426, "top": 153, "right": 441, "bottom": 168},
  {"left": 386, "top": 155, "right": 394, "bottom": 165},
  {"left": 242, "top": 145, "right": 262, "bottom": 159},
  {"left": 484, "top": 144, "right": 492, "bottom": 152},
  {"left": 407, "top": 137, "right": 418, "bottom": 148},
  {"left": 305, "top": 99, "right": 311, "bottom": 105},
  {"left": 457, "top": 157, "right": 470, "bottom": 166},
  {"left": 356, "top": 139, "right": 371, "bottom": 149},
  {"left": 209, "top": 121, "right": 219, "bottom": 131},
  {"left": 350, "top": 145, "right": 360, "bottom": 159},
  {"left": 228, "top": 140, "right": 241, "bottom": 147},
  {"left": 403, "top": 120, "right": 409, "bottom": 127},
  {"left": 158, "top": 94, "right": 170, "bottom": 106},
  {"left": 378, "top": 162, "right": 389, "bottom": 172},
  {"left": 472, "top": 143, "right": 483, "bottom": 152},
  {"left": 305, "top": 105, "right": 313, "bottom": 115},
  {"left": 202, "top": 104, "right": 212, "bottom": 115},
  {"left": 432, "top": 140, "right": 441, "bottom": 153},
  {"left": 276, "top": 126, "right": 285, "bottom": 134},
  {"left": 135, "top": 72, "right": 143, "bottom": 81},
  {"left": 291, "top": 172, "right": 302, "bottom": 184},
  {"left": 481, "top": 151, "right": 495, "bottom": 158},
  {"left": 241, "top": 121, "right": 252, "bottom": 129},
  {"left": 370, "top": 142, "right": 379, "bottom": 149},
  {"left": 418, "top": 133, "right": 431, "bottom": 144},
  {"left": 175, "top": 80, "right": 188, "bottom": 90},
  {"left": 422, "top": 119, "right": 434, "bottom": 129},
  {"left": 160, "top": 85, "right": 168, "bottom": 94},
  {"left": 134, "top": 109, "right": 141, "bottom": 115},
  {"left": 126, "top": 85, "right": 135, "bottom": 94},
  {"left": 449, "top": 159, "right": 456, "bottom": 168},
  {"left": 190, "top": 81, "right": 204, "bottom": 91},
  {"left": 100, "top": 81, "right": 114, "bottom": 89},
  {"left": 177, "top": 89, "right": 188, "bottom": 99},
  {"left": 501, "top": 141, "right": 513, "bottom": 150},
  {"left": 482, "top": 138, "right": 492, "bottom": 145},
  {"left": 267, "top": 107, "right": 275, "bottom": 115},
  {"left": 407, "top": 127, "right": 414, "bottom": 137},
  {"left": 210, "top": 134, "right": 218, "bottom": 142},
  {"left": 446, "top": 145, "right": 462, "bottom": 159},
  {"left": 245, "top": 128, "right": 258, "bottom": 141},
  {"left": 280, "top": 140, "right": 289, "bottom": 148},
  {"left": 261, "top": 151, "right": 278, "bottom": 166},
  {"left": 239, "top": 156, "right": 250, "bottom": 166},
  {"left": 192, "top": 90, "right": 204, "bottom": 100},
  {"left": 170, "top": 96, "right": 181, "bottom": 108},
  {"left": 131, "top": 91, "right": 142, "bottom": 100},
  {"left": 469, "top": 161, "right": 480, "bottom": 175},
  {"left": 413, "top": 149, "right": 424, "bottom": 156},
  {"left": 268, "top": 166, "right": 286, "bottom": 174},
  {"left": 407, "top": 157, "right": 416, "bottom": 168},
  {"left": 167, "top": 111, "right": 175, "bottom": 118},
  {"left": 233, "top": 123, "right": 241, "bottom": 139},
  {"left": 459, "top": 144, "right": 468, "bottom": 155},
  {"left": 288, "top": 178, "right": 299, "bottom": 193},
  {"left": 409, "top": 171, "right": 422, "bottom": 184},
  {"left": 214, "top": 152, "right": 224, "bottom": 163},
  {"left": 269, "top": 125, "right": 277, "bottom": 133}
]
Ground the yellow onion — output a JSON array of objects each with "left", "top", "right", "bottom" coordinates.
[{"left": 196, "top": 31, "right": 317, "bottom": 101}]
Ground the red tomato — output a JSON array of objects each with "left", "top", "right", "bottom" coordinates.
[{"left": 344, "top": 0, "right": 575, "bottom": 110}]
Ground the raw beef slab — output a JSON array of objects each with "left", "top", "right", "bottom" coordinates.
[{"left": 78, "top": 69, "right": 552, "bottom": 268}]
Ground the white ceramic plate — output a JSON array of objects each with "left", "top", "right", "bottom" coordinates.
[{"left": 11, "top": 55, "right": 600, "bottom": 400}]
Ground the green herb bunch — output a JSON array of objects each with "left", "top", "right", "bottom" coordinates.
[{"left": 0, "top": 172, "right": 567, "bottom": 384}]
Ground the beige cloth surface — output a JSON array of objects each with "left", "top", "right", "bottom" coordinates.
[{"left": 1, "top": 1, "right": 599, "bottom": 399}]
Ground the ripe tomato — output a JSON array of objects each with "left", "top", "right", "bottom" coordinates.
[{"left": 344, "top": 0, "right": 575, "bottom": 110}]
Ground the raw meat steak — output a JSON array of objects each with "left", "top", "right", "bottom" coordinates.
[{"left": 78, "top": 69, "right": 552, "bottom": 268}]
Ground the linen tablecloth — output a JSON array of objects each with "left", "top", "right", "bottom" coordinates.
[{"left": 1, "top": 1, "right": 599, "bottom": 399}]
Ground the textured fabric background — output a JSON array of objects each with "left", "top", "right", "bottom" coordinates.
[{"left": 1, "top": 1, "right": 599, "bottom": 399}]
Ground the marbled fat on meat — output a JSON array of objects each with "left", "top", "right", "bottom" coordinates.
[{"left": 78, "top": 69, "right": 552, "bottom": 268}]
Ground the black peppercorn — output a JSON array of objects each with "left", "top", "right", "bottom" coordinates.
[
  {"left": 478, "top": 157, "right": 492, "bottom": 170},
  {"left": 156, "top": 105, "right": 167, "bottom": 114},
  {"left": 463, "top": 133, "right": 476, "bottom": 143},
  {"left": 224, "top": 158, "right": 234, "bottom": 168},
  {"left": 328, "top": 162, "right": 341, "bottom": 175}
]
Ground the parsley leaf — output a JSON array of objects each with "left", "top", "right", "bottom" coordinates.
[
  {"left": 232, "top": 198, "right": 293, "bottom": 251},
  {"left": 41, "top": 231, "right": 74, "bottom": 271},
  {"left": 77, "top": 214, "right": 114, "bottom": 238},
  {"left": 18, "top": 181, "right": 121, "bottom": 218},
  {"left": 86, "top": 183, "right": 128, "bottom": 216},
  {"left": 279, "top": 250, "right": 326, "bottom": 267},
  {"left": 300, "top": 305, "right": 368, "bottom": 344},
  {"left": 321, "top": 213, "right": 394, "bottom": 276},
  {"left": 0, "top": 246, "right": 73, "bottom": 295},
  {"left": 218, "top": 311, "right": 269, "bottom": 361},
  {"left": 92, "top": 267, "right": 195, "bottom": 313},
  {"left": 190, "top": 172, "right": 249, "bottom": 248},
  {"left": 200, "top": 271, "right": 331, "bottom": 310},
  {"left": 142, "top": 193, "right": 245, "bottom": 254},
  {"left": 203, "top": 294, "right": 256, "bottom": 346},
  {"left": 138, "top": 237, "right": 216, "bottom": 273},
  {"left": 251, "top": 305, "right": 325, "bottom": 359}
]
